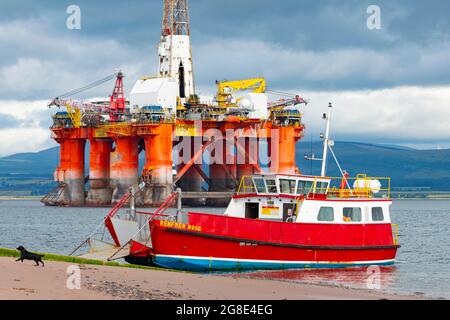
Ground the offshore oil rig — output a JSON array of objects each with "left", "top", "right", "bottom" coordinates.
[{"left": 42, "top": 0, "right": 308, "bottom": 207}]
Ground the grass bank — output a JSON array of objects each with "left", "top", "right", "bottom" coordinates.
[{"left": 0, "top": 247, "right": 173, "bottom": 272}]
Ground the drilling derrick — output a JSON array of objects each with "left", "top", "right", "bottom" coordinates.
[
  {"left": 160, "top": 0, "right": 203, "bottom": 205},
  {"left": 159, "top": 0, "right": 195, "bottom": 99}
]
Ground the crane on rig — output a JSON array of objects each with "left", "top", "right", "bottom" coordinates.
[
  {"left": 268, "top": 95, "right": 307, "bottom": 111},
  {"left": 48, "top": 72, "right": 125, "bottom": 127},
  {"left": 109, "top": 72, "right": 126, "bottom": 122},
  {"left": 216, "top": 78, "right": 266, "bottom": 107},
  {"left": 267, "top": 94, "right": 308, "bottom": 126}
]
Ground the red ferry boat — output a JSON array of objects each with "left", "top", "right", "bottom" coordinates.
[{"left": 119, "top": 172, "right": 399, "bottom": 271}]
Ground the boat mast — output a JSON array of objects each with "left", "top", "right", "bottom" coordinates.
[{"left": 321, "top": 103, "right": 333, "bottom": 177}]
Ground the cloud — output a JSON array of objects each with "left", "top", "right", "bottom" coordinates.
[
  {"left": 0, "top": 100, "right": 57, "bottom": 156},
  {"left": 1, "top": 1, "right": 450, "bottom": 101},
  {"left": 299, "top": 86, "right": 450, "bottom": 146},
  {"left": 0, "top": 127, "right": 55, "bottom": 157},
  {"left": 193, "top": 38, "right": 450, "bottom": 91},
  {"left": 0, "top": 99, "right": 52, "bottom": 123},
  {"left": 0, "top": 18, "right": 154, "bottom": 100},
  {"left": 0, "top": 85, "right": 449, "bottom": 157},
  {"left": 1, "top": 0, "right": 450, "bottom": 154},
  {"left": 0, "top": 113, "right": 21, "bottom": 128}
]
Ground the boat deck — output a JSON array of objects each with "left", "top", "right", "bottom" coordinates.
[{"left": 78, "top": 245, "right": 130, "bottom": 262}]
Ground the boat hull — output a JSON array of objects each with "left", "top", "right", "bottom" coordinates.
[
  {"left": 151, "top": 255, "right": 395, "bottom": 272},
  {"left": 128, "top": 212, "right": 399, "bottom": 272}
]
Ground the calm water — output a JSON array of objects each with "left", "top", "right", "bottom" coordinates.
[{"left": 0, "top": 199, "right": 449, "bottom": 299}]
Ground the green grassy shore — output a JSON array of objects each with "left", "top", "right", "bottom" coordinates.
[{"left": 0, "top": 247, "right": 176, "bottom": 272}]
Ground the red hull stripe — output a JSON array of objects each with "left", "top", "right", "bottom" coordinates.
[{"left": 163, "top": 227, "right": 400, "bottom": 251}]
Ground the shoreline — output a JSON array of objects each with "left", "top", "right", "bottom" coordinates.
[
  {"left": 0, "top": 254, "right": 419, "bottom": 300},
  {"left": 0, "top": 196, "right": 43, "bottom": 201}
]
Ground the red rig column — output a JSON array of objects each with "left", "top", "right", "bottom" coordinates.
[
  {"left": 269, "top": 126, "right": 297, "bottom": 174},
  {"left": 87, "top": 139, "right": 112, "bottom": 205},
  {"left": 54, "top": 139, "right": 86, "bottom": 206},
  {"left": 207, "top": 138, "right": 236, "bottom": 206},
  {"left": 110, "top": 137, "right": 139, "bottom": 202},
  {"left": 142, "top": 125, "right": 174, "bottom": 206},
  {"left": 236, "top": 137, "right": 258, "bottom": 181},
  {"left": 175, "top": 136, "right": 204, "bottom": 206}
]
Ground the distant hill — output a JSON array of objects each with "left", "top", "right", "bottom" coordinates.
[
  {"left": 0, "top": 141, "right": 449, "bottom": 196},
  {"left": 0, "top": 148, "right": 60, "bottom": 196},
  {"left": 0, "top": 147, "right": 60, "bottom": 176},
  {"left": 297, "top": 141, "right": 450, "bottom": 191}
]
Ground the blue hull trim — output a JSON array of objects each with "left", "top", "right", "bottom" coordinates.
[{"left": 153, "top": 255, "right": 395, "bottom": 272}]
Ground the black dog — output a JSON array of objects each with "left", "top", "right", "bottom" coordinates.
[{"left": 16, "top": 246, "right": 45, "bottom": 267}]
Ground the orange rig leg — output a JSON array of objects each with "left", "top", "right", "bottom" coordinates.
[
  {"left": 207, "top": 138, "right": 237, "bottom": 207},
  {"left": 175, "top": 136, "right": 204, "bottom": 206},
  {"left": 236, "top": 137, "right": 259, "bottom": 180},
  {"left": 142, "top": 125, "right": 174, "bottom": 206},
  {"left": 110, "top": 137, "right": 139, "bottom": 202},
  {"left": 87, "top": 139, "right": 112, "bottom": 205},
  {"left": 53, "top": 138, "right": 86, "bottom": 206},
  {"left": 269, "top": 127, "right": 297, "bottom": 174}
]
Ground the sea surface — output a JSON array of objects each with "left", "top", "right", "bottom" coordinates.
[{"left": 0, "top": 199, "right": 449, "bottom": 299}]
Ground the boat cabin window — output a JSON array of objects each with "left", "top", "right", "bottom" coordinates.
[
  {"left": 314, "top": 181, "right": 329, "bottom": 194},
  {"left": 296, "top": 181, "right": 305, "bottom": 194},
  {"left": 265, "top": 179, "right": 278, "bottom": 193},
  {"left": 280, "top": 179, "right": 296, "bottom": 194},
  {"left": 253, "top": 178, "right": 267, "bottom": 193},
  {"left": 343, "top": 207, "right": 362, "bottom": 222},
  {"left": 297, "top": 180, "right": 313, "bottom": 195},
  {"left": 371, "top": 207, "right": 384, "bottom": 221},
  {"left": 317, "top": 207, "right": 334, "bottom": 222}
]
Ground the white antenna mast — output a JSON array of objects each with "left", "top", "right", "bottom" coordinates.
[
  {"left": 320, "top": 102, "right": 333, "bottom": 177},
  {"left": 305, "top": 102, "right": 351, "bottom": 191}
]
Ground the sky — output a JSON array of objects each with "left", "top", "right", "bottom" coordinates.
[{"left": 1, "top": 0, "right": 450, "bottom": 156}]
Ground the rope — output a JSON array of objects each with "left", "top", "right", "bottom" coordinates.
[
  {"left": 328, "top": 145, "right": 354, "bottom": 196},
  {"left": 266, "top": 89, "right": 298, "bottom": 97}
]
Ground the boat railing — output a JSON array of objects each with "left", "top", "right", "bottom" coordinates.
[
  {"left": 322, "top": 174, "right": 391, "bottom": 199},
  {"left": 391, "top": 224, "right": 399, "bottom": 245},
  {"left": 237, "top": 176, "right": 257, "bottom": 194},
  {"left": 235, "top": 174, "right": 391, "bottom": 199}
]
